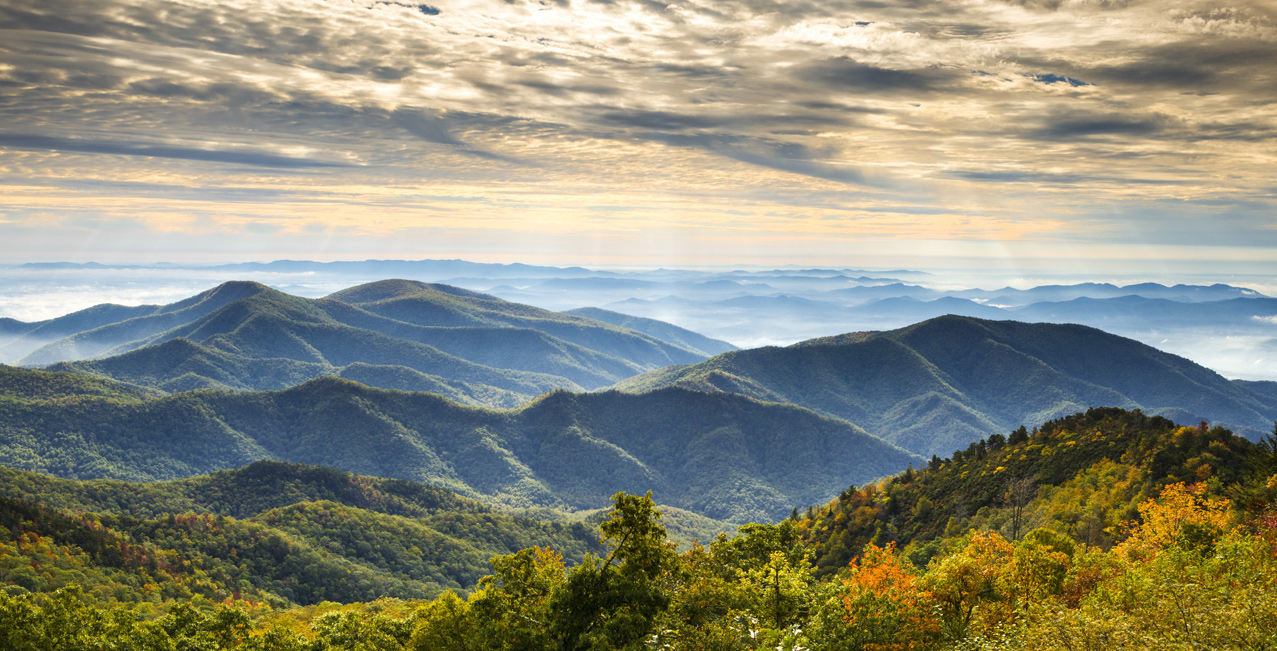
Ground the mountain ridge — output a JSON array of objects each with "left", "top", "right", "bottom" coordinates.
[
  {"left": 0, "top": 364, "right": 919, "bottom": 523},
  {"left": 618, "top": 315, "right": 1277, "bottom": 457},
  {"left": 10, "top": 280, "right": 726, "bottom": 404}
]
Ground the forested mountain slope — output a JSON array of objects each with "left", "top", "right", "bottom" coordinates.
[
  {"left": 324, "top": 279, "right": 707, "bottom": 371},
  {"left": 618, "top": 315, "right": 1277, "bottom": 457},
  {"left": 0, "top": 461, "right": 599, "bottom": 606},
  {"left": 0, "top": 364, "right": 918, "bottom": 523},
  {"left": 9, "top": 280, "right": 720, "bottom": 405},
  {"left": 794, "top": 407, "right": 1270, "bottom": 576},
  {"left": 5, "top": 281, "right": 271, "bottom": 363}
]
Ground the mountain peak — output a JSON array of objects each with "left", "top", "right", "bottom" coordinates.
[
  {"left": 159, "top": 280, "right": 276, "bottom": 313},
  {"left": 621, "top": 313, "right": 1277, "bottom": 456},
  {"left": 326, "top": 279, "right": 496, "bottom": 304}
]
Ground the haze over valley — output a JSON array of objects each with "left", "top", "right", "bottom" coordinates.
[{"left": 3, "top": 260, "right": 1274, "bottom": 381}]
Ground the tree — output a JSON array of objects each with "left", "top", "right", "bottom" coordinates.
[
  {"left": 548, "top": 491, "right": 677, "bottom": 651},
  {"left": 468, "top": 547, "right": 565, "bottom": 650},
  {"left": 1007, "top": 528, "right": 1074, "bottom": 602},
  {"left": 738, "top": 550, "right": 814, "bottom": 636},
  {"left": 653, "top": 521, "right": 810, "bottom": 649},
  {"left": 1117, "top": 482, "right": 1233, "bottom": 560},
  {"left": 1003, "top": 477, "right": 1037, "bottom": 542},
  {"left": 811, "top": 542, "right": 939, "bottom": 651},
  {"left": 1008, "top": 426, "right": 1029, "bottom": 445},
  {"left": 410, "top": 591, "right": 478, "bottom": 651},
  {"left": 922, "top": 530, "right": 1013, "bottom": 640}
]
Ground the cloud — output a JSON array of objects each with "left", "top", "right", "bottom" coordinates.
[
  {"left": 0, "top": 0, "right": 1273, "bottom": 263},
  {"left": 942, "top": 170, "right": 1185, "bottom": 185},
  {"left": 0, "top": 133, "right": 350, "bottom": 168},
  {"left": 1030, "top": 112, "right": 1169, "bottom": 141},
  {"left": 639, "top": 132, "right": 873, "bottom": 185},
  {"left": 801, "top": 57, "right": 948, "bottom": 94},
  {"left": 596, "top": 110, "right": 742, "bottom": 131},
  {"left": 390, "top": 109, "right": 522, "bottom": 163}
]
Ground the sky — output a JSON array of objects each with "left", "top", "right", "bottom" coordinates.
[{"left": 0, "top": 0, "right": 1275, "bottom": 271}]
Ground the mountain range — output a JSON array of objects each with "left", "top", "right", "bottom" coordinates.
[
  {"left": 618, "top": 315, "right": 1277, "bottom": 457},
  {"left": 0, "top": 280, "right": 734, "bottom": 406},
  {"left": 0, "top": 363, "right": 917, "bottom": 523},
  {"left": 3, "top": 276, "right": 1276, "bottom": 521},
  {"left": 6, "top": 259, "right": 1273, "bottom": 379}
]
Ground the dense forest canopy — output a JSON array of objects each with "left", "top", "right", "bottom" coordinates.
[{"left": 0, "top": 364, "right": 916, "bottom": 524}]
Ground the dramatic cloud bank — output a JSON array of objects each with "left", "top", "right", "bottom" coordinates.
[{"left": 0, "top": 0, "right": 1274, "bottom": 268}]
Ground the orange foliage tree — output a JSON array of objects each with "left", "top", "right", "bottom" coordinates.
[{"left": 835, "top": 542, "right": 940, "bottom": 650}]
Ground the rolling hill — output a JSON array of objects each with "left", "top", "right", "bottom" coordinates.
[
  {"left": 9, "top": 280, "right": 722, "bottom": 404},
  {"left": 0, "top": 364, "right": 919, "bottom": 523},
  {"left": 0, "top": 460, "right": 601, "bottom": 604},
  {"left": 0, "top": 281, "right": 267, "bottom": 362},
  {"left": 617, "top": 315, "right": 1277, "bottom": 457}
]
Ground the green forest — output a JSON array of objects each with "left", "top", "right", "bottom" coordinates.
[
  {"left": 0, "top": 363, "right": 916, "bottom": 524},
  {"left": 1, "top": 408, "right": 1275, "bottom": 649}
]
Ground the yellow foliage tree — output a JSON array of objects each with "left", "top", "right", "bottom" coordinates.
[
  {"left": 922, "top": 530, "right": 1014, "bottom": 640},
  {"left": 1116, "top": 482, "right": 1234, "bottom": 560}
]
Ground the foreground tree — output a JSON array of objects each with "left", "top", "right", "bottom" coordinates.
[{"left": 549, "top": 491, "right": 677, "bottom": 650}]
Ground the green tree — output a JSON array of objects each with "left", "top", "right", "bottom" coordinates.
[
  {"left": 410, "top": 591, "right": 479, "bottom": 651},
  {"left": 468, "top": 546, "right": 565, "bottom": 650},
  {"left": 548, "top": 491, "right": 677, "bottom": 650}
]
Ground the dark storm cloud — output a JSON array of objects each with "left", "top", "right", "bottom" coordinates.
[{"left": 0, "top": 133, "right": 350, "bottom": 168}]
